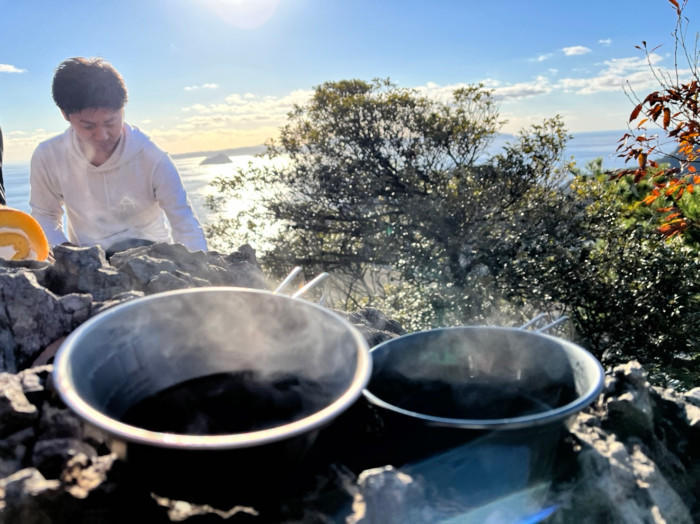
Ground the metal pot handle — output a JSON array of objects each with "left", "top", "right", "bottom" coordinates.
[
  {"left": 519, "top": 313, "right": 570, "bottom": 334},
  {"left": 274, "top": 266, "right": 329, "bottom": 304}
]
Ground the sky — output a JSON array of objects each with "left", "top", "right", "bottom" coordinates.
[{"left": 1, "top": 0, "right": 699, "bottom": 163}]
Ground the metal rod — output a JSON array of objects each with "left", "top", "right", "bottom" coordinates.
[
  {"left": 519, "top": 313, "right": 547, "bottom": 330},
  {"left": 535, "top": 315, "right": 570, "bottom": 334},
  {"left": 273, "top": 266, "right": 302, "bottom": 294},
  {"left": 292, "top": 272, "right": 330, "bottom": 299}
]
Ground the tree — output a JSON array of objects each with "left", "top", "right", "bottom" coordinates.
[
  {"left": 207, "top": 78, "right": 698, "bottom": 382},
  {"left": 208, "top": 79, "right": 576, "bottom": 327},
  {"left": 617, "top": 0, "right": 700, "bottom": 242}
]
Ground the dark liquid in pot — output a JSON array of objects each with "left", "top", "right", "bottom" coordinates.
[
  {"left": 121, "top": 370, "right": 330, "bottom": 435},
  {"left": 368, "top": 370, "right": 576, "bottom": 419}
]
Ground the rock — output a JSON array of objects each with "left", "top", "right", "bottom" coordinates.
[
  {"left": 548, "top": 360, "right": 698, "bottom": 523},
  {"left": 0, "top": 373, "right": 38, "bottom": 437},
  {"left": 345, "top": 307, "right": 404, "bottom": 347},
  {"left": 36, "top": 404, "right": 84, "bottom": 441},
  {"left": 0, "top": 468, "right": 62, "bottom": 524},
  {"left": 349, "top": 466, "right": 426, "bottom": 524},
  {"left": 0, "top": 271, "right": 89, "bottom": 370},
  {"left": 109, "top": 242, "right": 267, "bottom": 291},
  {"left": 46, "top": 245, "right": 132, "bottom": 302},
  {"left": 32, "top": 438, "right": 97, "bottom": 479},
  {"left": 0, "top": 243, "right": 696, "bottom": 522},
  {"left": 0, "top": 428, "right": 34, "bottom": 477}
]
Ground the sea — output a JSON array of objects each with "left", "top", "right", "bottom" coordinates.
[{"left": 2, "top": 130, "right": 629, "bottom": 223}]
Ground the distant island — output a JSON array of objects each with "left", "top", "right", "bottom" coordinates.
[
  {"left": 200, "top": 153, "right": 232, "bottom": 165},
  {"left": 172, "top": 144, "right": 267, "bottom": 161}
]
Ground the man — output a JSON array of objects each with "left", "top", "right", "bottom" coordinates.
[
  {"left": 30, "top": 57, "right": 207, "bottom": 252},
  {"left": 0, "top": 126, "right": 6, "bottom": 205}
]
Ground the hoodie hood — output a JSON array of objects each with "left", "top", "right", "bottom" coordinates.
[{"left": 69, "top": 123, "right": 148, "bottom": 172}]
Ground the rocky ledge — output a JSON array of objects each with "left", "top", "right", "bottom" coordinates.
[{"left": 0, "top": 243, "right": 697, "bottom": 523}]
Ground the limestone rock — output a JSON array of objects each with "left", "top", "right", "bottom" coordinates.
[
  {"left": 47, "top": 245, "right": 132, "bottom": 302},
  {"left": 0, "top": 373, "right": 38, "bottom": 438},
  {"left": 32, "top": 438, "right": 97, "bottom": 479},
  {"left": 0, "top": 270, "right": 91, "bottom": 371}
]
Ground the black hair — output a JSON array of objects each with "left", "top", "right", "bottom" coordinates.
[{"left": 52, "top": 57, "right": 128, "bottom": 115}]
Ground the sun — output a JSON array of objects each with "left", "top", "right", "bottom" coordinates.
[{"left": 198, "top": 0, "right": 281, "bottom": 30}]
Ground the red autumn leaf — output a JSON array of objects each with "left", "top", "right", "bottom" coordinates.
[
  {"left": 663, "top": 108, "right": 671, "bottom": 129},
  {"left": 688, "top": 165, "right": 696, "bottom": 172},
  {"left": 630, "top": 103, "right": 643, "bottom": 122}
]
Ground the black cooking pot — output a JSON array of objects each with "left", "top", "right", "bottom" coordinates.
[
  {"left": 317, "top": 326, "right": 604, "bottom": 513},
  {"left": 52, "top": 287, "right": 371, "bottom": 505}
]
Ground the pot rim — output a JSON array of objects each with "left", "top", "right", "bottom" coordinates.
[
  {"left": 363, "top": 325, "right": 604, "bottom": 430},
  {"left": 52, "top": 286, "right": 372, "bottom": 450}
]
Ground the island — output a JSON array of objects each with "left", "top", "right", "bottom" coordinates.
[{"left": 200, "top": 153, "right": 232, "bottom": 165}]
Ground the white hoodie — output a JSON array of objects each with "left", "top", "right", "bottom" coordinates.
[{"left": 30, "top": 124, "right": 207, "bottom": 252}]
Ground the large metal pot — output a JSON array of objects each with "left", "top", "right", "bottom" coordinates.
[
  {"left": 321, "top": 325, "right": 604, "bottom": 516},
  {"left": 52, "top": 287, "right": 371, "bottom": 505}
]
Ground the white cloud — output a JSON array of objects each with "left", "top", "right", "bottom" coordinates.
[
  {"left": 562, "top": 46, "right": 592, "bottom": 56},
  {"left": 135, "top": 51, "right": 680, "bottom": 156},
  {"left": 184, "top": 83, "right": 220, "bottom": 91},
  {"left": 413, "top": 76, "right": 553, "bottom": 103},
  {"left": 598, "top": 38, "right": 612, "bottom": 46},
  {"left": 0, "top": 64, "right": 27, "bottom": 73},
  {"left": 530, "top": 53, "right": 553, "bottom": 62},
  {"left": 491, "top": 76, "right": 553, "bottom": 100},
  {"left": 3, "top": 129, "right": 59, "bottom": 162},
  {"left": 557, "top": 52, "right": 669, "bottom": 95},
  {"left": 601, "top": 53, "right": 662, "bottom": 75}
]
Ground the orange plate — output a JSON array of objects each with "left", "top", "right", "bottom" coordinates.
[{"left": 0, "top": 208, "right": 50, "bottom": 261}]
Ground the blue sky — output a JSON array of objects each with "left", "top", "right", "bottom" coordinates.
[{"left": 1, "top": 0, "right": 698, "bottom": 162}]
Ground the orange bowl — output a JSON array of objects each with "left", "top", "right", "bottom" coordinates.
[{"left": 0, "top": 208, "right": 50, "bottom": 261}]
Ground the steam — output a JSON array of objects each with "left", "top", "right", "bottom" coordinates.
[
  {"left": 367, "top": 327, "right": 577, "bottom": 420},
  {"left": 76, "top": 288, "right": 361, "bottom": 420}
]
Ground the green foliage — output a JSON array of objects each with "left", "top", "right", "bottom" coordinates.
[
  {"left": 207, "top": 78, "right": 699, "bottom": 383},
  {"left": 505, "top": 169, "right": 699, "bottom": 369}
]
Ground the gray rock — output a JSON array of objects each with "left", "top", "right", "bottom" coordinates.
[
  {"left": 0, "top": 270, "right": 91, "bottom": 370},
  {"left": 18, "top": 365, "right": 53, "bottom": 406},
  {"left": 32, "top": 439, "right": 97, "bottom": 479},
  {"left": 0, "top": 468, "right": 62, "bottom": 524},
  {"left": 144, "top": 270, "right": 192, "bottom": 293},
  {"left": 549, "top": 360, "right": 697, "bottom": 523},
  {"left": 47, "top": 245, "right": 132, "bottom": 302},
  {"left": 0, "top": 373, "right": 38, "bottom": 437},
  {"left": 91, "top": 290, "right": 145, "bottom": 317},
  {"left": 36, "top": 404, "right": 83, "bottom": 441},
  {"left": 350, "top": 466, "right": 427, "bottom": 524},
  {"left": 109, "top": 242, "right": 267, "bottom": 290},
  {"left": 0, "top": 428, "right": 35, "bottom": 477}
]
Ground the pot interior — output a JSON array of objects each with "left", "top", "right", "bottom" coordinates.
[
  {"left": 54, "top": 287, "right": 370, "bottom": 445},
  {"left": 364, "top": 326, "right": 603, "bottom": 427}
]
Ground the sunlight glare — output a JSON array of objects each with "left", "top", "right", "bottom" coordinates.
[{"left": 198, "top": 0, "right": 281, "bottom": 29}]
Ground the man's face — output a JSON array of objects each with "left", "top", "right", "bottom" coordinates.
[{"left": 64, "top": 107, "right": 124, "bottom": 163}]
